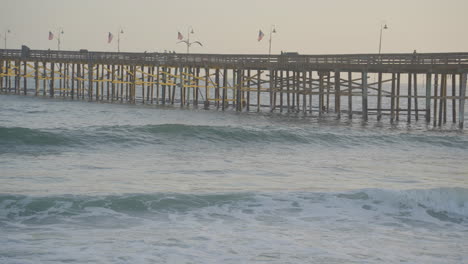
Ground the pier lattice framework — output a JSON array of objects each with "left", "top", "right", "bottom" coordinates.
[{"left": 1, "top": 49, "right": 467, "bottom": 128}]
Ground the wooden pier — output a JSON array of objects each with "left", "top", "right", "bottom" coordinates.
[{"left": 1, "top": 48, "right": 467, "bottom": 128}]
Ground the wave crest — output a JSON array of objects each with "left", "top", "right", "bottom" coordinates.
[{"left": 1, "top": 188, "right": 467, "bottom": 225}]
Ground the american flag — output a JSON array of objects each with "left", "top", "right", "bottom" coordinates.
[
  {"left": 177, "top": 32, "right": 184, "bottom": 40},
  {"left": 108, "top": 32, "right": 114, "bottom": 44},
  {"left": 258, "top": 30, "right": 264, "bottom": 42},
  {"left": 48, "top": 31, "right": 54, "bottom": 40}
]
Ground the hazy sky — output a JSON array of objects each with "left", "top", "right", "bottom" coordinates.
[{"left": 1, "top": 0, "right": 467, "bottom": 54}]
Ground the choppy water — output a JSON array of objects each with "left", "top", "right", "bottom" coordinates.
[{"left": 1, "top": 95, "right": 467, "bottom": 263}]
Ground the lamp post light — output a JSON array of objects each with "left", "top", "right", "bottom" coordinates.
[
  {"left": 177, "top": 26, "right": 203, "bottom": 54},
  {"left": 378, "top": 23, "right": 388, "bottom": 54},
  {"left": 117, "top": 28, "right": 124, "bottom": 52},
  {"left": 2, "top": 29, "right": 11, "bottom": 49},
  {"left": 268, "top": 25, "right": 277, "bottom": 56}
]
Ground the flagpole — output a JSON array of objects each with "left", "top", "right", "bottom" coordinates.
[
  {"left": 117, "top": 28, "right": 124, "bottom": 53},
  {"left": 268, "top": 25, "right": 276, "bottom": 56},
  {"left": 187, "top": 27, "right": 190, "bottom": 54},
  {"left": 3, "top": 29, "right": 11, "bottom": 49}
]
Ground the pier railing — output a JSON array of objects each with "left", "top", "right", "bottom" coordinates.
[{"left": 2, "top": 49, "right": 468, "bottom": 70}]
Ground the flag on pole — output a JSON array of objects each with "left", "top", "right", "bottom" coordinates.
[
  {"left": 177, "top": 31, "right": 184, "bottom": 40},
  {"left": 48, "top": 31, "right": 54, "bottom": 40},
  {"left": 108, "top": 32, "right": 114, "bottom": 44},
  {"left": 258, "top": 30, "right": 264, "bottom": 42}
]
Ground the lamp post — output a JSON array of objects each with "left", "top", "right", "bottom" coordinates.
[
  {"left": 117, "top": 28, "right": 124, "bottom": 52},
  {"left": 186, "top": 26, "right": 193, "bottom": 54},
  {"left": 54, "top": 28, "right": 64, "bottom": 51},
  {"left": 177, "top": 26, "right": 203, "bottom": 54},
  {"left": 378, "top": 23, "right": 388, "bottom": 54},
  {"left": 2, "top": 29, "right": 11, "bottom": 49},
  {"left": 268, "top": 25, "right": 277, "bottom": 56}
]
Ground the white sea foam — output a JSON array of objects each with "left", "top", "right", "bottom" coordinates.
[{"left": 1, "top": 189, "right": 467, "bottom": 263}]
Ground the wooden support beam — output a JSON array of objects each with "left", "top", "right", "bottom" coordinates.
[
  {"left": 155, "top": 66, "right": 160, "bottom": 104},
  {"left": 82, "top": 64, "right": 86, "bottom": 99},
  {"left": 161, "top": 67, "right": 167, "bottom": 105},
  {"left": 223, "top": 68, "right": 227, "bottom": 111},
  {"left": 433, "top": 74, "right": 439, "bottom": 127},
  {"left": 100, "top": 65, "right": 104, "bottom": 100},
  {"left": 407, "top": 73, "right": 412, "bottom": 123},
  {"left": 377, "top": 72, "right": 382, "bottom": 121},
  {"left": 396, "top": 73, "right": 401, "bottom": 121},
  {"left": 326, "top": 73, "right": 330, "bottom": 113},
  {"left": 286, "top": 71, "right": 291, "bottom": 112},
  {"left": 272, "top": 70, "right": 278, "bottom": 110},
  {"left": 172, "top": 67, "right": 178, "bottom": 105},
  {"left": 195, "top": 68, "right": 200, "bottom": 107},
  {"left": 14, "top": 60, "right": 19, "bottom": 94},
  {"left": 59, "top": 63, "right": 62, "bottom": 97},
  {"left": 291, "top": 71, "right": 296, "bottom": 110},
  {"left": 71, "top": 63, "right": 75, "bottom": 99},
  {"left": 120, "top": 65, "right": 124, "bottom": 102},
  {"left": 319, "top": 72, "right": 324, "bottom": 117},
  {"left": 8, "top": 61, "right": 12, "bottom": 92},
  {"left": 362, "top": 71, "right": 368, "bottom": 121},
  {"left": 139, "top": 65, "right": 145, "bottom": 104},
  {"left": 204, "top": 68, "right": 209, "bottom": 109},
  {"left": 390, "top": 73, "right": 396, "bottom": 122},
  {"left": 269, "top": 69, "right": 274, "bottom": 111},
  {"left": 96, "top": 64, "right": 100, "bottom": 101},
  {"left": 443, "top": 74, "right": 447, "bottom": 124},
  {"left": 296, "top": 71, "right": 300, "bottom": 112},
  {"left": 215, "top": 69, "right": 220, "bottom": 109},
  {"left": 452, "top": 74, "right": 456, "bottom": 123},
  {"left": 146, "top": 66, "right": 151, "bottom": 104},
  {"left": 132, "top": 65, "right": 137, "bottom": 103},
  {"left": 348, "top": 72, "right": 353, "bottom": 119},
  {"left": 438, "top": 74, "right": 445, "bottom": 126},
  {"left": 151, "top": 66, "right": 155, "bottom": 104},
  {"left": 247, "top": 69, "right": 251, "bottom": 112},
  {"left": 0, "top": 60, "right": 3, "bottom": 93},
  {"left": 63, "top": 64, "right": 67, "bottom": 97},
  {"left": 140, "top": 65, "right": 147, "bottom": 104},
  {"left": 42, "top": 62, "right": 47, "bottom": 97},
  {"left": 257, "top": 69, "right": 261, "bottom": 112},
  {"left": 302, "top": 71, "right": 307, "bottom": 114},
  {"left": 50, "top": 62, "right": 55, "bottom": 97},
  {"left": 34, "top": 62, "right": 39, "bottom": 96},
  {"left": 279, "top": 70, "right": 283, "bottom": 112},
  {"left": 110, "top": 65, "right": 115, "bottom": 102},
  {"left": 459, "top": 73, "right": 467, "bottom": 129},
  {"left": 414, "top": 73, "right": 418, "bottom": 121},
  {"left": 425, "top": 73, "right": 431, "bottom": 123},
  {"left": 309, "top": 71, "right": 313, "bottom": 113},
  {"left": 237, "top": 69, "right": 243, "bottom": 112},
  {"left": 335, "top": 70, "right": 341, "bottom": 118},
  {"left": 87, "top": 63, "right": 93, "bottom": 100},
  {"left": 23, "top": 61, "right": 27, "bottom": 95}
]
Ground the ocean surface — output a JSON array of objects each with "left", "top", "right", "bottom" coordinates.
[{"left": 0, "top": 94, "right": 467, "bottom": 263}]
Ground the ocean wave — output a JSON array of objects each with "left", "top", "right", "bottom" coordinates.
[
  {"left": 1, "top": 188, "right": 466, "bottom": 225},
  {"left": 0, "top": 127, "right": 71, "bottom": 147},
  {"left": 1, "top": 124, "right": 467, "bottom": 153}
]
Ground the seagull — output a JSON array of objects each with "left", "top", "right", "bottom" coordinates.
[{"left": 177, "top": 40, "right": 203, "bottom": 47}]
